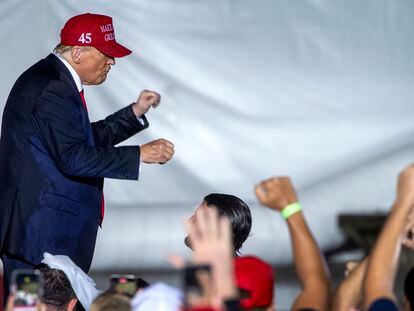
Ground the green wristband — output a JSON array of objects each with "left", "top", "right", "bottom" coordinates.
[{"left": 281, "top": 202, "right": 302, "bottom": 219}]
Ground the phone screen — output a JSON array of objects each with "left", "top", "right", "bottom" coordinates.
[
  {"left": 109, "top": 274, "right": 137, "bottom": 297},
  {"left": 11, "top": 269, "right": 42, "bottom": 310}
]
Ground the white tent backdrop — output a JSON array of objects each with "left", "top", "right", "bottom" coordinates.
[{"left": 1, "top": 0, "right": 414, "bottom": 270}]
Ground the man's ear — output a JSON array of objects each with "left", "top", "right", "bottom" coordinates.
[
  {"left": 67, "top": 298, "right": 78, "bottom": 311},
  {"left": 70, "top": 46, "right": 82, "bottom": 64}
]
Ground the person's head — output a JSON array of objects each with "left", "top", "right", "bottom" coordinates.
[
  {"left": 403, "top": 265, "right": 414, "bottom": 311},
  {"left": 90, "top": 292, "right": 131, "bottom": 311},
  {"left": 38, "top": 264, "right": 77, "bottom": 311},
  {"left": 235, "top": 256, "right": 274, "bottom": 311},
  {"left": 131, "top": 282, "right": 182, "bottom": 311},
  {"left": 55, "top": 13, "right": 132, "bottom": 85},
  {"left": 185, "top": 193, "right": 252, "bottom": 256}
]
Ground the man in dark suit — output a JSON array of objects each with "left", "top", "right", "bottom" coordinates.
[{"left": 0, "top": 12, "right": 174, "bottom": 296}]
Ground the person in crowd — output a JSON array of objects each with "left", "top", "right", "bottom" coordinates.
[
  {"left": 331, "top": 257, "right": 369, "bottom": 310},
  {"left": 138, "top": 206, "right": 240, "bottom": 310},
  {"left": 38, "top": 264, "right": 78, "bottom": 311},
  {"left": 234, "top": 255, "right": 275, "bottom": 311},
  {"left": 90, "top": 292, "right": 131, "bottom": 311},
  {"left": 361, "top": 164, "right": 414, "bottom": 310},
  {"left": 332, "top": 165, "right": 414, "bottom": 310},
  {"left": 184, "top": 206, "right": 241, "bottom": 311},
  {"left": 40, "top": 252, "right": 100, "bottom": 310},
  {"left": 4, "top": 264, "right": 77, "bottom": 311},
  {"left": 0, "top": 12, "right": 174, "bottom": 298},
  {"left": 131, "top": 282, "right": 182, "bottom": 311},
  {"left": 334, "top": 261, "right": 414, "bottom": 311},
  {"left": 185, "top": 193, "right": 252, "bottom": 256},
  {"left": 255, "top": 176, "right": 331, "bottom": 311}
]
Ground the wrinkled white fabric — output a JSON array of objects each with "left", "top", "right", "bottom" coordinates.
[
  {"left": 41, "top": 252, "right": 101, "bottom": 310},
  {"left": 131, "top": 282, "right": 182, "bottom": 311}
]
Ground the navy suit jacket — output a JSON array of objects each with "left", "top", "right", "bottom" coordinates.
[{"left": 0, "top": 54, "right": 148, "bottom": 271}]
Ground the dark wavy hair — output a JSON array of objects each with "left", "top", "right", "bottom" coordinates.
[
  {"left": 38, "top": 264, "right": 76, "bottom": 310},
  {"left": 204, "top": 193, "right": 252, "bottom": 255}
]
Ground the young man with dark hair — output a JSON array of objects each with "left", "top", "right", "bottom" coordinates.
[
  {"left": 4, "top": 265, "right": 78, "bottom": 311},
  {"left": 38, "top": 264, "right": 78, "bottom": 311},
  {"left": 185, "top": 193, "right": 252, "bottom": 256}
]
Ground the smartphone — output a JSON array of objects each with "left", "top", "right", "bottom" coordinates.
[
  {"left": 182, "top": 264, "right": 212, "bottom": 310},
  {"left": 10, "top": 269, "right": 42, "bottom": 310},
  {"left": 109, "top": 274, "right": 138, "bottom": 297}
]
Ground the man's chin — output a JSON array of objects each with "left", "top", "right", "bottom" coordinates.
[{"left": 184, "top": 236, "right": 192, "bottom": 250}]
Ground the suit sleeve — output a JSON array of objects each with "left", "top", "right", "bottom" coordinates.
[
  {"left": 32, "top": 81, "right": 140, "bottom": 180},
  {"left": 91, "top": 104, "right": 149, "bottom": 147}
]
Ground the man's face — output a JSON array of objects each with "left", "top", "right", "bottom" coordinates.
[
  {"left": 77, "top": 47, "right": 115, "bottom": 85},
  {"left": 184, "top": 201, "right": 209, "bottom": 249}
]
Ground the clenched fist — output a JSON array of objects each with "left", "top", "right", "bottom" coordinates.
[
  {"left": 132, "top": 90, "right": 161, "bottom": 117},
  {"left": 140, "top": 139, "right": 174, "bottom": 164},
  {"left": 255, "top": 176, "right": 298, "bottom": 211}
]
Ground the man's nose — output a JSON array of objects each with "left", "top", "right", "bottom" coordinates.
[{"left": 108, "top": 57, "right": 115, "bottom": 65}]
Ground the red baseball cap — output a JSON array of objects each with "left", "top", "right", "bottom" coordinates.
[
  {"left": 235, "top": 256, "right": 274, "bottom": 310},
  {"left": 60, "top": 13, "right": 132, "bottom": 58}
]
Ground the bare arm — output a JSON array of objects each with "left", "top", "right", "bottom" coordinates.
[
  {"left": 255, "top": 177, "right": 331, "bottom": 311},
  {"left": 363, "top": 165, "right": 414, "bottom": 309},
  {"left": 287, "top": 212, "right": 331, "bottom": 311},
  {"left": 332, "top": 257, "right": 368, "bottom": 311}
]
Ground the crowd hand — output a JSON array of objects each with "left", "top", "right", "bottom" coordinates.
[
  {"left": 185, "top": 207, "right": 236, "bottom": 307},
  {"left": 254, "top": 176, "right": 298, "bottom": 211},
  {"left": 4, "top": 295, "right": 46, "bottom": 311},
  {"left": 132, "top": 90, "right": 161, "bottom": 117},
  {"left": 140, "top": 138, "right": 174, "bottom": 164},
  {"left": 186, "top": 207, "right": 234, "bottom": 267}
]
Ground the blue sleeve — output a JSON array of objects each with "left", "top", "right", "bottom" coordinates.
[
  {"left": 32, "top": 81, "right": 140, "bottom": 180},
  {"left": 91, "top": 104, "right": 149, "bottom": 147},
  {"left": 368, "top": 298, "right": 399, "bottom": 311}
]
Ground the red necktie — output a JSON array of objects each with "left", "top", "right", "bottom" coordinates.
[
  {"left": 79, "top": 89, "right": 105, "bottom": 223},
  {"left": 79, "top": 89, "right": 88, "bottom": 112}
]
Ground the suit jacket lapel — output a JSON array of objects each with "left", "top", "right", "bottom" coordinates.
[{"left": 46, "top": 54, "right": 95, "bottom": 146}]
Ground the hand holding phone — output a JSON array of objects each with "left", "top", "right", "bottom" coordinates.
[
  {"left": 109, "top": 274, "right": 138, "bottom": 297},
  {"left": 183, "top": 264, "right": 213, "bottom": 310},
  {"left": 10, "top": 269, "right": 42, "bottom": 310}
]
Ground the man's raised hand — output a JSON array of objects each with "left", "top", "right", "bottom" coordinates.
[
  {"left": 255, "top": 176, "right": 298, "bottom": 211},
  {"left": 132, "top": 90, "right": 161, "bottom": 117}
]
